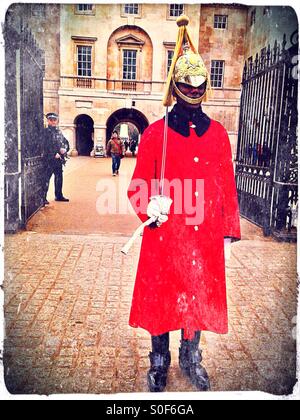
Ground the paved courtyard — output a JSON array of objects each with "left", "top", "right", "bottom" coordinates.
[{"left": 3, "top": 157, "right": 298, "bottom": 397}]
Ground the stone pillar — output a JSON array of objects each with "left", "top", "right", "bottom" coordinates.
[
  {"left": 60, "top": 124, "right": 78, "bottom": 156},
  {"left": 93, "top": 125, "right": 107, "bottom": 157},
  {"left": 68, "top": 125, "right": 78, "bottom": 157},
  {"left": 70, "top": 125, "right": 79, "bottom": 156}
]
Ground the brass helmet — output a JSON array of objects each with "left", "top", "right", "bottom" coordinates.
[{"left": 163, "top": 15, "right": 210, "bottom": 106}]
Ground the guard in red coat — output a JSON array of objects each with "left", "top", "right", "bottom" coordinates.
[{"left": 127, "top": 15, "right": 241, "bottom": 392}]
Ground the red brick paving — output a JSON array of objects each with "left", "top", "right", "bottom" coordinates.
[{"left": 3, "top": 156, "right": 298, "bottom": 396}]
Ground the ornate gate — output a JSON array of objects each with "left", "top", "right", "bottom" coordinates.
[
  {"left": 4, "top": 13, "right": 45, "bottom": 232},
  {"left": 235, "top": 33, "right": 298, "bottom": 241}
]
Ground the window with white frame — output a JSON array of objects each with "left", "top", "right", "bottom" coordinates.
[
  {"left": 77, "top": 45, "right": 92, "bottom": 77},
  {"left": 123, "top": 50, "right": 137, "bottom": 80},
  {"left": 214, "top": 15, "right": 228, "bottom": 29},
  {"left": 169, "top": 4, "right": 184, "bottom": 18},
  {"left": 123, "top": 4, "right": 140, "bottom": 15},
  {"left": 167, "top": 50, "right": 174, "bottom": 74},
  {"left": 76, "top": 4, "right": 94, "bottom": 14},
  {"left": 210, "top": 60, "right": 224, "bottom": 88}
]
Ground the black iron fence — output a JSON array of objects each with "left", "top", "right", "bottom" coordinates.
[
  {"left": 4, "top": 13, "right": 45, "bottom": 232},
  {"left": 236, "top": 33, "right": 298, "bottom": 241}
]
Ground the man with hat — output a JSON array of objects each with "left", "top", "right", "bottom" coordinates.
[
  {"left": 127, "top": 16, "right": 241, "bottom": 392},
  {"left": 43, "top": 112, "right": 70, "bottom": 203}
]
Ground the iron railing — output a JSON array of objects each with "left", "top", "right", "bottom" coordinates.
[
  {"left": 236, "top": 33, "right": 298, "bottom": 241},
  {"left": 4, "top": 13, "right": 45, "bottom": 232}
]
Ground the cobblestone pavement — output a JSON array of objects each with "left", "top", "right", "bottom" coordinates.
[
  {"left": 2, "top": 156, "right": 298, "bottom": 397},
  {"left": 3, "top": 230, "right": 297, "bottom": 396}
]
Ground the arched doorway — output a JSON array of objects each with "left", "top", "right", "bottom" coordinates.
[
  {"left": 106, "top": 108, "right": 149, "bottom": 150},
  {"left": 116, "top": 121, "right": 140, "bottom": 156},
  {"left": 75, "top": 114, "right": 94, "bottom": 156}
]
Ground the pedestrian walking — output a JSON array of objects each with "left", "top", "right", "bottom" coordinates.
[
  {"left": 43, "top": 112, "right": 70, "bottom": 203},
  {"left": 129, "top": 138, "right": 137, "bottom": 157},
  {"left": 124, "top": 139, "right": 129, "bottom": 153},
  {"left": 106, "top": 130, "right": 125, "bottom": 176},
  {"left": 126, "top": 16, "right": 241, "bottom": 392}
]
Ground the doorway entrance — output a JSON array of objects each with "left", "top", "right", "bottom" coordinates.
[
  {"left": 106, "top": 108, "right": 149, "bottom": 152},
  {"left": 75, "top": 114, "right": 94, "bottom": 156}
]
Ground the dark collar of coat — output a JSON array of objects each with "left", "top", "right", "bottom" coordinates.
[{"left": 165, "top": 103, "right": 211, "bottom": 137}]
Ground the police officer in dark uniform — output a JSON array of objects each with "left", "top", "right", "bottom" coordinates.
[{"left": 43, "top": 112, "right": 70, "bottom": 203}]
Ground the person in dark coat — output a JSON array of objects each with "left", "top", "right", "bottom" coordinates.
[
  {"left": 43, "top": 112, "right": 70, "bottom": 203},
  {"left": 127, "top": 16, "right": 241, "bottom": 392},
  {"left": 129, "top": 138, "right": 137, "bottom": 157},
  {"left": 124, "top": 139, "right": 129, "bottom": 153}
]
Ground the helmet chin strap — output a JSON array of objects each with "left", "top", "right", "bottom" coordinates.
[{"left": 172, "top": 80, "right": 206, "bottom": 105}]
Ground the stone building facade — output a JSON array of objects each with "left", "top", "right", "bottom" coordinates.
[
  {"left": 199, "top": 4, "right": 248, "bottom": 147},
  {"left": 5, "top": 3, "right": 298, "bottom": 157},
  {"left": 245, "top": 5, "right": 298, "bottom": 59},
  {"left": 58, "top": 3, "right": 201, "bottom": 156},
  {"left": 25, "top": 3, "right": 61, "bottom": 118}
]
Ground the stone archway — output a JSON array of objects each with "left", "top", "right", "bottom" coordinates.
[
  {"left": 75, "top": 114, "right": 94, "bottom": 156},
  {"left": 106, "top": 108, "right": 149, "bottom": 146},
  {"left": 107, "top": 25, "right": 153, "bottom": 87}
]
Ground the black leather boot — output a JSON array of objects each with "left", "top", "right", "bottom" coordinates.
[
  {"left": 179, "top": 332, "right": 210, "bottom": 391},
  {"left": 147, "top": 351, "right": 171, "bottom": 392}
]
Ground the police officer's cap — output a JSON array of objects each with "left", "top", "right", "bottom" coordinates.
[{"left": 46, "top": 112, "right": 59, "bottom": 120}]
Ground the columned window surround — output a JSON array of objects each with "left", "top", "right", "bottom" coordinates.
[
  {"left": 116, "top": 34, "right": 145, "bottom": 81},
  {"left": 107, "top": 26, "right": 153, "bottom": 92}
]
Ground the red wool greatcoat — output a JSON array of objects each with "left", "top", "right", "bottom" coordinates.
[{"left": 127, "top": 118, "right": 241, "bottom": 339}]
